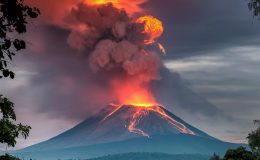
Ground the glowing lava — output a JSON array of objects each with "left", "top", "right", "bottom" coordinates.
[
  {"left": 158, "top": 43, "right": 166, "bottom": 55},
  {"left": 117, "top": 86, "right": 156, "bottom": 107},
  {"left": 104, "top": 104, "right": 196, "bottom": 137},
  {"left": 85, "top": 0, "right": 119, "bottom": 5},
  {"left": 106, "top": 78, "right": 195, "bottom": 138},
  {"left": 111, "top": 78, "right": 158, "bottom": 107}
]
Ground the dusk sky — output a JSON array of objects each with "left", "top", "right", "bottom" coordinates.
[{"left": 1, "top": 0, "right": 260, "bottom": 150}]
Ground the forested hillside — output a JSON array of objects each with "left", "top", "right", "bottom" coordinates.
[{"left": 87, "top": 153, "right": 210, "bottom": 160}]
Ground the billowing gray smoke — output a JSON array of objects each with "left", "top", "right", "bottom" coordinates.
[{"left": 66, "top": 2, "right": 162, "bottom": 82}]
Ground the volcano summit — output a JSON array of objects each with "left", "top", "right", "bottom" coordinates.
[
  {"left": 17, "top": 105, "right": 244, "bottom": 160},
  {"left": 102, "top": 104, "right": 196, "bottom": 137}
]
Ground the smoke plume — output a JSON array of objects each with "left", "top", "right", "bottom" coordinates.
[
  {"left": 22, "top": 0, "right": 165, "bottom": 117},
  {"left": 57, "top": 0, "right": 165, "bottom": 106}
]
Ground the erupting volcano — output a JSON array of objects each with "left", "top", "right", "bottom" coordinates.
[
  {"left": 14, "top": 1, "right": 249, "bottom": 160},
  {"left": 107, "top": 75, "right": 196, "bottom": 137},
  {"left": 64, "top": 0, "right": 193, "bottom": 144},
  {"left": 22, "top": 102, "right": 210, "bottom": 152}
]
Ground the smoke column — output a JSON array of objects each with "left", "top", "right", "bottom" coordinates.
[
  {"left": 26, "top": 0, "right": 166, "bottom": 107},
  {"left": 61, "top": 0, "right": 165, "bottom": 105}
]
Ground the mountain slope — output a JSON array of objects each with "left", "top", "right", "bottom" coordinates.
[
  {"left": 16, "top": 105, "right": 246, "bottom": 160},
  {"left": 152, "top": 68, "right": 227, "bottom": 119},
  {"left": 21, "top": 105, "right": 215, "bottom": 152},
  {"left": 16, "top": 134, "right": 245, "bottom": 160}
]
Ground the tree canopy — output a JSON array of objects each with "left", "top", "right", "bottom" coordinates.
[
  {"left": 248, "top": 0, "right": 260, "bottom": 19},
  {"left": 0, "top": 0, "right": 40, "bottom": 154},
  {"left": 210, "top": 120, "right": 260, "bottom": 160},
  {"left": 210, "top": 153, "right": 221, "bottom": 160},
  {"left": 223, "top": 147, "right": 256, "bottom": 160},
  {"left": 0, "top": 0, "right": 40, "bottom": 79},
  {"left": 0, "top": 95, "right": 31, "bottom": 147},
  {"left": 247, "top": 120, "right": 260, "bottom": 157}
]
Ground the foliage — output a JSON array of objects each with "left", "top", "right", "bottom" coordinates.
[
  {"left": 0, "top": 154, "right": 21, "bottom": 160},
  {"left": 247, "top": 120, "right": 260, "bottom": 157},
  {"left": 248, "top": 0, "right": 260, "bottom": 19},
  {"left": 210, "top": 153, "right": 221, "bottom": 160},
  {"left": 0, "top": 95, "right": 31, "bottom": 147},
  {"left": 87, "top": 153, "right": 210, "bottom": 160},
  {"left": 0, "top": 0, "right": 40, "bottom": 79},
  {"left": 210, "top": 120, "right": 260, "bottom": 160},
  {"left": 223, "top": 147, "right": 256, "bottom": 160}
]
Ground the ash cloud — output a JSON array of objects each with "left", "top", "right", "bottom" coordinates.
[
  {"left": 13, "top": 0, "right": 164, "bottom": 121},
  {"left": 64, "top": 2, "right": 162, "bottom": 82}
]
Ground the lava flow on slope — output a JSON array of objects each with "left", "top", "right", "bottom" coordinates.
[
  {"left": 108, "top": 75, "right": 196, "bottom": 138},
  {"left": 65, "top": 0, "right": 189, "bottom": 138},
  {"left": 103, "top": 104, "right": 196, "bottom": 138}
]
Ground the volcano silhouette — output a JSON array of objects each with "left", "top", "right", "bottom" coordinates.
[{"left": 17, "top": 105, "right": 245, "bottom": 160}]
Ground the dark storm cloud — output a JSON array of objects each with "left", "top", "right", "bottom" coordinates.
[
  {"left": 144, "top": 0, "right": 260, "bottom": 59},
  {"left": 165, "top": 46, "right": 260, "bottom": 142}
]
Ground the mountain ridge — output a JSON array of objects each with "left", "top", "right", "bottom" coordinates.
[
  {"left": 15, "top": 105, "right": 247, "bottom": 160},
  {"left": 21, "top": 105, "right": 216, "bottom": 152}
]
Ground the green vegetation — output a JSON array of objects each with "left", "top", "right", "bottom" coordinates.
[
  {"left": 0, "top": 95, "right": 31, "bottom": 147},
  {"left": 223, "top": 147, "right": 256, "bottom": 160},
  {"left": 0, "top": 0, "right": 40, "bottom": 79},
  {"left": 210, "top": 120, "right": 260, "bottom": 160},
  {"left": 248, "top": 0, "right": 260, "bottom": 19},
  {"left": 247, "top": 120, "right": 260, "bottom": 158},
  {"left": 87, "top": 153, "right": 210, "bottom": 160},
  {"left": 0, "top": 154, "right": 20, "bottom": 160},
  {"left": 0, "top": 0, "right": 39, "bottom": 160},
  {"left": 210, "top": 153, "right": 221, "bottom": 160}
]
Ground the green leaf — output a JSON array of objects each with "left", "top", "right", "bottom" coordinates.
[
  {"left": 9, "top": 71, "right": 15, "bottom": 79},
  {"left": 13, "top": 39, "right": 26, "bottom": 51},
  {"left": 2, "top": 69, "right": 9, "bottom": 77}
]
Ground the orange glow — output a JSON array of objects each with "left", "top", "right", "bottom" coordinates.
[
  {"left": 111, "top": 78, "right": 157, "bottom": 107},
  {"left": 120, "top": 86, "right": 156, "bottom": 107},
  {"left": 128, "top": 107, "right": 150, "bottom": 137},
  {"left": 85, "top": 0, "right": 119, "bottom": 5},
  {"left": 136, "top": 15, "right": 164, "bottom": 44},
  {"left": 107, "top": 77, "right": 195, "bottom": 137}
]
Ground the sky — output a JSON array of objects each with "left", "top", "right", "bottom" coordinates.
[{"left": 1, "top": 0, "right": 260, "bottom": 150}]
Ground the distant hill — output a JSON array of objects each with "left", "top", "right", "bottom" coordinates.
[
  {"left": 22, "top": 105, "right": 215, "bottom": 152},
  {"left": 87, "top": 153, "right": 210, "bottom": 160}
]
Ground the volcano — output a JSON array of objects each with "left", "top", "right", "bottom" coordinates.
[{"left": 17, "top": 104, "right": 245, "bottom": 160}]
